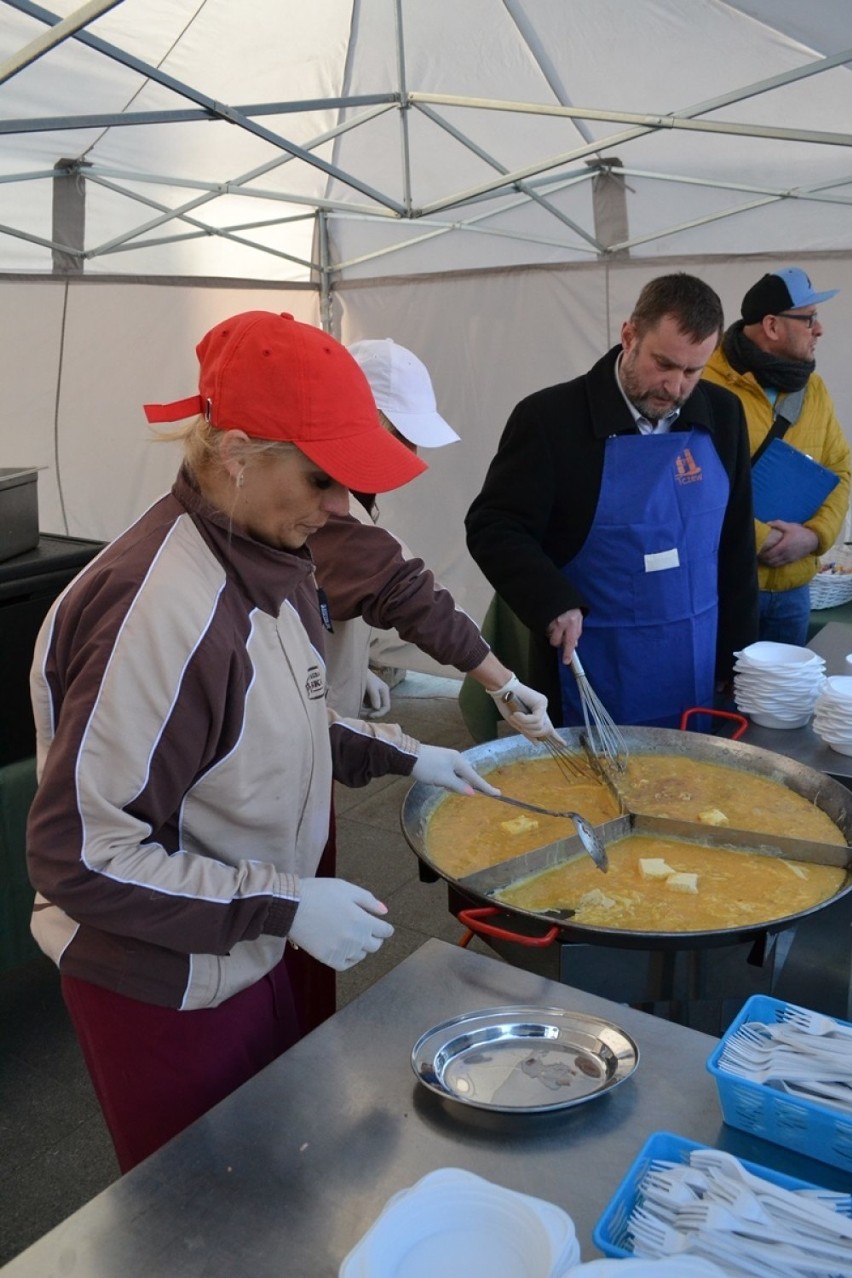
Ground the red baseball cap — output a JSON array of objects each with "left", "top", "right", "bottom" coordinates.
[{"left": 144, "top": 311, "right": 427, "bottom": 493}]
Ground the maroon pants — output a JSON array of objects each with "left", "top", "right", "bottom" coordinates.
[
  {"left": 63, "top": 957, "right": 302, "bottom": 1173},
  {"left": 62, "top": 810, "right": 340, "bottom": 1174}
]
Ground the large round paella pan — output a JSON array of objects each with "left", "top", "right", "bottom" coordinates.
[{"left": 401, "top": 726, "right": 852, "bottom": 952}]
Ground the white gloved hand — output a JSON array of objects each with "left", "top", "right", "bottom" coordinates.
[
  {"left": 289, "top": 878, "right": 394, "bottom": 971},
  {"left": 362, "top": 668, "right": 391, "bottom": 719},
  {"left": 412, "top": 744, "right": 501, "bottom": 797},
  {"left": 486, "top": 674, "right": 554, "bottom": 740}
]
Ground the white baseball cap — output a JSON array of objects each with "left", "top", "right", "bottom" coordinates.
[{"left": 347, "top": 338, "right": 461, "bottom": 448}]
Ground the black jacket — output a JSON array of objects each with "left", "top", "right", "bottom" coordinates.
[{"left": 466, "top": 346, "right": 759, "bottom": 713}]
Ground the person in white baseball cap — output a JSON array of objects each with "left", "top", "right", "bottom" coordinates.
[
  {"left": 308, "top": 337, "right": 554, "bottom": 739},
  {"left": 348, "top": 338, "right": 461, "bottom": 449}
]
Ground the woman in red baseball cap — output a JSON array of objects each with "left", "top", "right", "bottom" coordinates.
[{"left": 26, "top": 312, "right": 498, "bottom": 1173}]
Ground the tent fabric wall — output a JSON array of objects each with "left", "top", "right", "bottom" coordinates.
[
  {"left": 0, "top": 279, "right": 318, "bottom": 539},
  {"left": 4, "top": 253, "right": 849, "bottom": 679}
]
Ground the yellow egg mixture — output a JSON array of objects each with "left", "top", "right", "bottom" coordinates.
[{"left": 424, "top": 754, "right": 848, "bottom": 932}]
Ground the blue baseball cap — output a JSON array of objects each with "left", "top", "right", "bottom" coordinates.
[{"left": 741, "top": 267, "right": 839, "bottom": 323}]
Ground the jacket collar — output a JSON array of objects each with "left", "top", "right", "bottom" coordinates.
[
  {"left": 586, "top": 345, "right": 717, "bottom": 439},
  {"left": 173, "top": 466, "right": 316, "bottom": 617}
]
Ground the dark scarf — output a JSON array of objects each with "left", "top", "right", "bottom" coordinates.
[{"left": 722, "top": 320, "right": 813, "bottom": 392}]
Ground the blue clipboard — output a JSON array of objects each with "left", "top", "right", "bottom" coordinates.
[{"left": 751, "top": 438, "right": 839, "bottom": 523}]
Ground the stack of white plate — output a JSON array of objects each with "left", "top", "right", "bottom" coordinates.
[
  {"left": 339, "top": 1168, "right": 580, "bottom": 1278},
  {"left": 733, "top": 641, "right": 826, "bottom": 729},
  {"left": 570, "top": 1261, "right": 727, "bottom": 1277},
  {"left": 812, "top": 675, "right": 852, "bottom": 755}
]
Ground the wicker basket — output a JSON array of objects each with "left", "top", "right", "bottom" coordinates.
[{"left": 810, "top": 544, "right": 852, "bottom": 609}]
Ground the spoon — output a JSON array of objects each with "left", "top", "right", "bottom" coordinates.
[{"left": 483, "top": 793, "right": 609, "bottom": 872}]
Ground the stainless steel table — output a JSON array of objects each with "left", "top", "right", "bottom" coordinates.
[
  {"left": 740, "top": 621, "right": 852, "bottom": 780},
  {"left": 3, "top": 939, "right": 849, "bottom": 1277}
]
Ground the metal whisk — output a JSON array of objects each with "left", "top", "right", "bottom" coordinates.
[
  {"left": 570, "top": 651, "right": 628, "bottom": 772},
  {"left": 538, "top": 729, "right": 595, "bottom": 783},
  {"left": 502, "top": 690, "right": 591, "bottom": 782}
]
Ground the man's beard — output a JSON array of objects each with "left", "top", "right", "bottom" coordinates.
[{"left": 621, "top": 357, "right": 685, "bottom": 422}]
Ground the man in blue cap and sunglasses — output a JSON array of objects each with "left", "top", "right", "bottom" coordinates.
[{"left": 704, "top": 267, "right": 850, "bottom": 645}]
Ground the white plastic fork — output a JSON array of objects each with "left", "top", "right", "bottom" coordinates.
[
  {"left": 798, "top": 1188, "right": 852, "bottom": 1211},
  {"left": 675, "top": 1200, "right": 852, "bottom": 1265},
  {"left": 647, "top": 1159, "right": 709, "bottom": 1191},
  {"left": 639, "top": 1169, "right": 703, "bottom": 1208},
  {"left": 778, "top": 1077, "right": 852, "bottom": 1112},
  {"left": 719, "top": 1040, "right": 852, "bottom": 1083},
  {"left": 780, "top": 1005, "right": 852, "bottom": 1039},
  {"left": 628, "top": 1208, "right": 793, "bottom": 1277},
  {"left": 737, "top": 1021, "right": 852, "bottom": 1056},
  {"left": 688, "top": 1149, "right": 852, "bottom": 1241},
  {"left": 721, "top": 1235, "right": 852, "bottom": 1277},
  {"left": 717, "top": 1056, "right": 852, "bottom": 1084},
  {"left": 675, "top": 1201, "right": 771, "bottom": 1234},
  {"left": 696, "top": 1180, "right": 773, "bottom": 1225}
]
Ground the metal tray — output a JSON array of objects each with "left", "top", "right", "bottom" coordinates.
[{"left": 411, "top": 1004, "right": 639, "bottom": 1113}]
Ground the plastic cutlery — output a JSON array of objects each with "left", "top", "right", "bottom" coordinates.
[
  {"left": 780, "top": 1005, "right": 852, "bottom": 1039},
  {"left": 717, "top": 1057, "right": 852, "bottom": 1084},
  {"left": 640, "top": 1170, "right": 704, "bottom": 1208},
  {"left": 778, "top": 1077, "right": 852, "bottom": 1111},
  {"left": 674, "top": 1201, "right": 852, "bottom": 1265},
  {"left": 628, "top": 1207, "right": 794, "bottom": 1277},
  {"left": 736, "top": 1021, "right": 852, "bottom": 1055},
  {"left": 687, "top": 1149, "right": 852, "bottom": 1240}
]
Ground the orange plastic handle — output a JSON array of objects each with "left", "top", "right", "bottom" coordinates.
[
  {"left": 679, "top": 706, "right": 749, "bottom": 740},
  {"left": 455, "top": 905, "right": 561, "bottom": 947}
]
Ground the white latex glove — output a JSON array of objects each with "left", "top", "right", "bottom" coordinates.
[
  {"left": 486, "top": 674, "right": 555, "bottom": 740},
  {"left": 412, "top": 744, "right": 501, "bottom": 796},
  {"left": 362, "top": 668, "right": 391, "bottom": 719},
  {"left": 289, "top": 878, "right": 394, "bottom": 971}
]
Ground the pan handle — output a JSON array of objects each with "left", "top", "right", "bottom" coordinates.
[
  {"left": 679, "top": 707, "right": 749, "bottom": 740},
  {"left": 456, "top": 905, "right": 561, "bottom": 947}
]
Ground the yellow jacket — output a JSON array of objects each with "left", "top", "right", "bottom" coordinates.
[{"left": 703, "top": 346, "right": 850, "bottom": 591}]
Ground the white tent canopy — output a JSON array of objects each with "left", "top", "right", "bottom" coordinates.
[
  {"left": 2, "top": 0, "right": 852, "bottom": 278},
  {"left": 2, "top": 1, "right": 852, "bottom": 673}
]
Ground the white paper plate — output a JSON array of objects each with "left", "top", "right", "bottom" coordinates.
[
  {"left": 747, "top": 709, "right": 812, "bottom": 729},
  {"left": 821, "top": 676, "right": 852, "bottom": 699},
  {"left": 339, "top": 1169, "right": 580, "bottom": 1278},
  {"left": 736, "top": 642, "right": 824, "bottom": 666},
  {"left": 570, "top": 1260, "right": 728, "bottom": 1277}
]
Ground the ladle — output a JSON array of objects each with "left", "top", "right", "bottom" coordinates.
[{"left": 483, "top": 793, "right": 608, "bottom": 872}]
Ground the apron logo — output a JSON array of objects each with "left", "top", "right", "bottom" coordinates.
[
  {"left": 675, "top": 448, "right": 703, "bottom": 484},
  {"left": 305, "top": 665, "right": 325, "bottom": 700}
]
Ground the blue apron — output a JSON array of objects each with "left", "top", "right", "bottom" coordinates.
[{"left": 559, "top": 429, "right": 729, "bottom": 728}]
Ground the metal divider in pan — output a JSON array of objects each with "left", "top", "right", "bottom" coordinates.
[
  {"left": 458, "top": 811, "right": 852, "bottom": 908},
  {"left": 623, "top": 812, "right": 852, "bottom": 871}
]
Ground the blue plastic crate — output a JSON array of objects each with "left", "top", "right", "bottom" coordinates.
[
  {"left": 592, "top": 1129, "right": 839, "bottom": 1258},
  {"left": 706, "top": 993, "right": 852, "bottom": 1173}
]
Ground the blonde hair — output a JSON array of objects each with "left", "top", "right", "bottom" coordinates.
[{"left": 151, "top": 415, "right": 295, "bottom": 481}]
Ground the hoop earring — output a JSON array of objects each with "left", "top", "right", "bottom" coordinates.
[{"left": 236, "top": 469, "right": 245, "bottom": 488}]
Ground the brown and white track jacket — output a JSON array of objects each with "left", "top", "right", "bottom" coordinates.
[{"left": 26, "top": 469, "right": 419, "bottom": 1010}]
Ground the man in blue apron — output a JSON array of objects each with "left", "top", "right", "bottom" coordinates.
[{"left": 466, "top": 274, "right": 759, "bottom": 729}]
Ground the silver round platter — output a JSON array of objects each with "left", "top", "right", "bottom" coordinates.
[{"left": 411, "top": 1004, "right": 639, "bottom": 1113}]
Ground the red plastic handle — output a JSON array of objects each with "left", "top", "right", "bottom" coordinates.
[
  {"left": 455, "top": 905, "right": 561, "bottom": 947},
  {"left": 679, "top": 706, "right": 749, "bottom": 740}
]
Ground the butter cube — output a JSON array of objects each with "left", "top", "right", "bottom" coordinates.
[
  {"left": 499, "top": 814, "right": 539, "bottom": 835},
  {"left": 578, "top": 888, "right": 616, "bottom": 910},
  {"left": 698, "top": 808, "right": 729, "bottom": 826},
  {"left": 639, "top": 857, "right": 675, "bottom": 880},
  {"left": 666, "top": 872, "right": 699, "bottom": 894}
]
